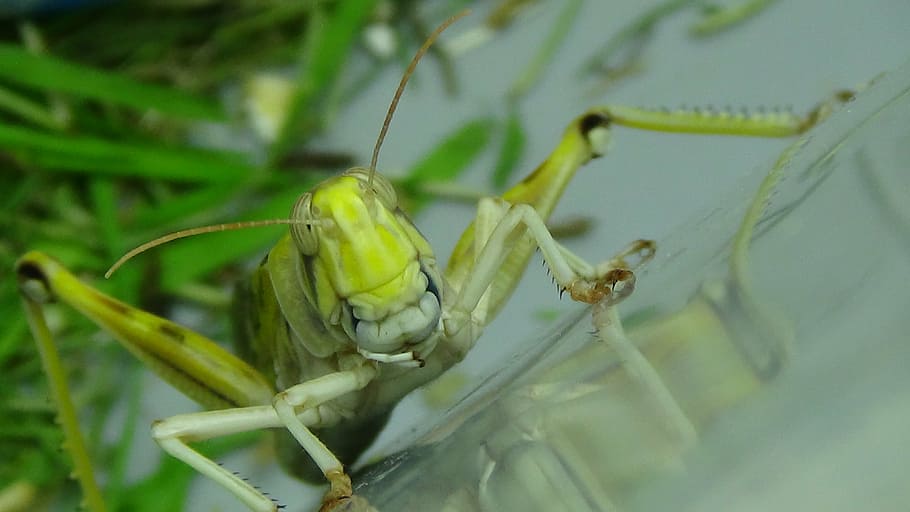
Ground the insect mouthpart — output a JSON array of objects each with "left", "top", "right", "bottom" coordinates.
[{"left": 344, "top": 268, "right": 442, "bottom": 355}]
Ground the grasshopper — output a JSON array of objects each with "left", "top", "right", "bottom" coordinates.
[{"left": 14, "top": 11, "right": 846, "bottom": 512}]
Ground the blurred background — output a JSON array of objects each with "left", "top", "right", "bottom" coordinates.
[{"left": 2, "top": 1, "right": 909, "bottom": 511}]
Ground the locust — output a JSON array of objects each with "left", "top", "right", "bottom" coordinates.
[{"left": 14, "top": 11, "right": 848, "bottom": 512}]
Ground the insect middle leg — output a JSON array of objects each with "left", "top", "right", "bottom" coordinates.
[
  {"left": 154, "top": 361, "right": 377, "bottom": 512},
  {"left": 271, "top": 359, "right": 378, "bottom": 507}
]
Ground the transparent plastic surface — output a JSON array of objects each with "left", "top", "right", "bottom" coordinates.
[{"left": 334, "top": 59, "right": 910, "bottom": 512}]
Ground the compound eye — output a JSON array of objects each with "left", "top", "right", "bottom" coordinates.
[
  {"left": 347, "top": 167, "right": 398, "bottom": 207},
  {"left": 290, "top": 192, "right": 318, "bottom": 255}
]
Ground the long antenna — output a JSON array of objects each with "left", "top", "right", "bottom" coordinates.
[
  {"left": 105, "top": 219, "right": 318, "bottom": 278},
  {"left": 368, "top": 9, "right": 469, "bottom": 188}
]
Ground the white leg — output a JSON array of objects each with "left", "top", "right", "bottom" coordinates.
[
  {"left": 272, "top": 362, "right": 378, "bottom": 506},
  {"left": 591, "top": 301, "right": 696, "bottom": 447},
  {"left": 152, "top": 361, "right": 378, "bottom": 512},
  {"left": 444, "top": 200, "right": 654, "bottom": 339},
  {"left": 466, "top": 198, "right": 514, "bottom": 327},
  {"left": 152, "top": 405, "right": 292, "bottom": 512}
]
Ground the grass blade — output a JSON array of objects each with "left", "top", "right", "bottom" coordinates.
[
  {"left": 268, "top": 0, "right": 378, "bottom": 163},
  {"left": 0, "top": 122, "right": 254, "bottom": 183},
  {"left": 0, "top": 44, "right": 224, "bottom": 120},
  {"left": 492, "top": 109, "right": 527, "bottom": 189},
  {"left": 20, "top": 298, "right": 107, "bottom": 512},
  {"left": 401, "top": 118, "right": 495, "bottom": 213}
]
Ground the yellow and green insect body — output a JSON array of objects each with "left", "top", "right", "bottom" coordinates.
[
  {"left": 229, "top": 109, "right": 618, "bottom": 484},
  {"left": 233, "top": 169, "right": 447, "bottom": 480}
]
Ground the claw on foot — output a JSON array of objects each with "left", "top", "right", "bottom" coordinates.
[
  {"left": 569, "top": 268, "right": 636, "bottom": 305},
  {"left": 611, "top": 239, "right": 656, "bottom": 270},
  {"left": 320, "top": 470, "right": 353, "bottom": 512},
  {"left": 320, "top": 494, "right": 378, "bottom": 512}
]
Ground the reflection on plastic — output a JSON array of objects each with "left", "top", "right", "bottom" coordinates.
[{"left": 338, "top": 59, "right": 910, "bottom": 512}]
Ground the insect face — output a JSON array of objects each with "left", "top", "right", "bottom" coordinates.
[{"left": 290, "top": 168, "right": 443, "bottom": 358}]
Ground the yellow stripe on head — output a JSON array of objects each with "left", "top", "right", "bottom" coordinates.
[{"left": 308, "top": 174, "right": 424, "bottom": 318}]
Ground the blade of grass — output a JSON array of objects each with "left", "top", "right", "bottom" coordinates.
[
  {"left": 0, "top": 44, "right": 224, "bottom": 120},
  {"left": 0, "top": 122, "right": 255, "bottom": 183},
  {"left": 89, "top": 179, "right": 122, "bottom": 260},
  {"left": 268, "top": 0, "right": 378, "bottom": 164},
  {"left": 89, "top": 178, "right": 144, "bottom": 304},
  {"left": 0, "top": 309, "right": 28, "bottom": 368},
  {"left": 507, "top": 0, "right": 582, "bottom": 100},
  {"left": 400, "top": 118, "right": 495, "bottom": 213},
  {"left": 20, "top": 298, "right": 107, "bottom": 512},
  {"left": 47, "top": 12, "right": 210, "bottom": 64},
  {"left": 212, "top": 3, "right": 313, "bottom": 47},
  {"left": 491, "top": 108, "right": 527, "bottom": 189},
  {"left": 0, "top": 85, "right": 63, "bottom": 130},
  {"left": 3, "top": 168, "right": 43, "bottom": 210},
  {"left": 689, "top": 0, "right": 778, "bottom": 36},
  {"left": 579, "top": 0, "right": 694, "bottom": 77},
  {"left": 103, "top": 362, "right": 142, "bottom": 512}
]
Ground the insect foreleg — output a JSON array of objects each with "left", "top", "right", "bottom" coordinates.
[
  {"left": 443, "top": 198, "right": 651, "bottom": 348},
  {"left": 154, "top": 355, "right": 373, "bottom": 512},
  {"left": 272, "top": 361, "right": 379, "bottom": 507}
]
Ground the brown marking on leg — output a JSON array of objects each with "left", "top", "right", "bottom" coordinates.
[{"left": 569, "top": 268, "right": 636, "bottom": 305}]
